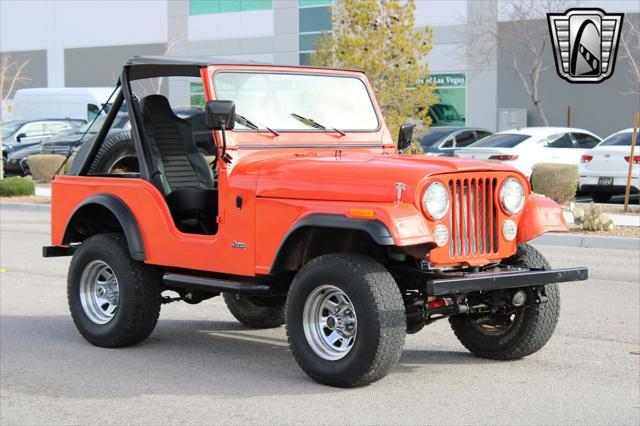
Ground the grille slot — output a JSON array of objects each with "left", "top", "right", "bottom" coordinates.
[{"left": 448, "top": 178, "right": 498, "bottom": 258}]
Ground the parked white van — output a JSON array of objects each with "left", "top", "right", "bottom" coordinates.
[{"left": 12, "top": 87, "right": 114, "bottom": 122}]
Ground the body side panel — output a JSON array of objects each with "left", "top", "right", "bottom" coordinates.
[{"left": 52, "top": 175, "right": 257, "bottom": 276}]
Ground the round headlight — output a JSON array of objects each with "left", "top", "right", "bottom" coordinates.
[
  {"left": 500, "top": 178, "right": 525, "bottom": 214},
  {"left": 422, "top": 182, "right": 450, "bottom": 220}
]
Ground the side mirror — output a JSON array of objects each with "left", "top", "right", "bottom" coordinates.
[
  {"left": 397, "top": 123, "right": 414, "bottom": 153},
  {"left": 205, "top": 100, "right": 235, "bottom": 130},
  {"left": 16, "top": 133, "right": 27, "bottom": 142}
]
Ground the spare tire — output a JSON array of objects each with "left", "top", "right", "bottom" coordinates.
[{"left": 89, "top": 131, "right": 139, "bottom": 174}]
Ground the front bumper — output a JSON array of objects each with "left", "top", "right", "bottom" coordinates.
[{"left": 425, "top": 266, "right": 588, "bottom": 296}]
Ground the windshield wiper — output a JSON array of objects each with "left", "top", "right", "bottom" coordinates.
[
  {"left": 235, "top": 113, "right": 279, "bottom": 137},
  {"left": 290, "top": 113, "right": 346, "bottom": 136}
]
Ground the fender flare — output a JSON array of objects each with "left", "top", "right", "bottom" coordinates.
[
  {"left": 62, "top": 193, "right": 146, "bottom": 261},
  {"left": 270, "top": 213, "right": 395, "bottom": 274},
  {"left": 285, "top": 213, "right": 395, "bottom": 245}
]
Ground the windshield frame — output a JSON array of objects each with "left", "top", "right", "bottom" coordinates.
[{"left": 211, "top": 69, "right": 382, "bottom": 134}]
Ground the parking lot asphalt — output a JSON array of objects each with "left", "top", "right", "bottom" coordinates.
[{"left": 1, "top": 205, "right": 639, "bottom": 425}]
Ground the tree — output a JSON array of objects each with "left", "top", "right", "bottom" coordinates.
[
  {"left": 619, "top": 15, "right": 640, "bottom": 96},
  {"left": 463, "top": 0, "right": 573, "bottom": 126},
  {"left": 0, "top": 54, "right": 31, "bottom": 179},
  {"left": 310, "top": 0, "right": 436, "bottom": 147}
]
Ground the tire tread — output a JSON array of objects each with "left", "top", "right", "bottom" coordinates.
[
  {"left": 450, "top": 243, "right": 560, "bottom": 360},
  {"left": 286, "top": 254, "right": 406, "bottom": 387}
]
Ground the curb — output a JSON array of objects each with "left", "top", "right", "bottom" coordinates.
[
  {"left": 0, "top": 201, "right": 51, "bottom": 212},
  {"left": 533, "top": 233, "right": 640, "bottom": 251}
]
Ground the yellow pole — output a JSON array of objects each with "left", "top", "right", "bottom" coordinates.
[{"left": 623, "top": 112, "right": 639, "bottom": 213}]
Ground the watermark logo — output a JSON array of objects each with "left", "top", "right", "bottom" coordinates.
[{"left": 547, "top": 8, "right": 624, "bottom": 83}]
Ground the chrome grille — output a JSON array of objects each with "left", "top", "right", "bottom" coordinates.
[{"left": 448, "top": 178, "right": 499, "bottom": 258}]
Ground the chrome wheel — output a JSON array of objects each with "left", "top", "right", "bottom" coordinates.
[
  {"left": 302, "top": 285, "right": 357, "bottom": 361},
  {"left": 79, "top": 260, "right": 119, "bottom": 325}
]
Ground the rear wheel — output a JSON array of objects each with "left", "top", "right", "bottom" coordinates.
[
  {"left": 68, "top": 233, "right": 162, "bottom": 347},
  {"left": 286, "top": 254, "right": 406, "bottom": 387},
  {"left": 223, "top": 293, "right": 285, "bottom": 328},
  {"left": 449, "top": 243, "right": 560, "bottom": 360},
  {"left": 591, "top": 192, "right": 612, "bottom": 203}
]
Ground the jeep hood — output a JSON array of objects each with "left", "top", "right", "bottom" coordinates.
[{"left": 246, "top": 151, "right": 521, "bottom": 203}]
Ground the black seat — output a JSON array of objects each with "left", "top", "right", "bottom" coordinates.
[{"left": 140, "top": 95, "right": 217, "bottom": 233}]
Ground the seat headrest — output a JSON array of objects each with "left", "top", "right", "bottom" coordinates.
[{"left": 140, "top": 94, "right": 175, "bottom": 120}]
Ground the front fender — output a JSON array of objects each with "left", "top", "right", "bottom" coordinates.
[
  {"left": 517, "top": 195, "right": 569, "bottom": 244},
  {"left": 370, "top": 203, "right": 433, "bottom": 246}
]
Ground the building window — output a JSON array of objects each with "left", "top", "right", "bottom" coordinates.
[
  {"left": 190, "top": 82, "right": 205, "bottom": 108},
  {"left": 298, "top": 0, "right": 332, "bottom": 65},
  {"left": 189, "top": 0, "right": 272, "bottom": 15},
  {"left": 424, "top": 73, "right": 467, "bottom": 127}
]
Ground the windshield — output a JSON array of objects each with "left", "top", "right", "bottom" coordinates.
[
  {"left": 213, "top": 72, "right": 379, "bottom": 131},
  {"left": 599, "top": 132, "right": 633, "bottom": 146},
  {"left": 471, "top": 134, "right": 529, "bottom": 148},
  {"left": 1, "top": 122, "right": 24, "bottom": 138}
]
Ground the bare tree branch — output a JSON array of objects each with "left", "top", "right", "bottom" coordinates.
[
  {"left": 619, "top": 17, "right": 640, "bottom": 96},
  {"left": 461, "top": 0, "right": 575, "bottom": 126},
  {"left": 1, "top": 54, "right": 31, "bottom": 102},
  {"left": 0, "top": 53, "right": 32, "bottom": 179},
  {"left": 147, "top": 23, "right": 186, "bottom": 95}
]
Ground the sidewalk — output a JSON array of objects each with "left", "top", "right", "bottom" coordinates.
[
  {"left": 35, "top": 186, "right": 51, "bottom": 197},
  {"left": 562, "top": 210, "right": 640, "bottom": 227}
]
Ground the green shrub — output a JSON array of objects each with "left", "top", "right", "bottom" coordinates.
[
  {"left": 531, "top": 163, "right": 578, "bottom": 204},
  {"left": 0, "top": 176, "right": 35, "bottom": 197},
  {"left": 26, "top": 154, "right": 66, "bottom": 183}
]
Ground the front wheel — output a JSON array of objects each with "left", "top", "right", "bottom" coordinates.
[
  {"left": 286, "top": 254, "right": 406, "bottom": 387},
  {"left": 449, "top": 243, "right": 560, "bottom": 360},
  {"left": 68, "top": 233, "right": 162, "bottom": 348}
]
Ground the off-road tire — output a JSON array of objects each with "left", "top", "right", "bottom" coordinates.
[
  {"left": 88, "top": 131, "right": 137, "bottom": 174},
  {"left": 68, "top": 233, "right": 162, "bottom": 348},
  {"left": 223, "top": 293, "right": 285, "bottom": 328},
  {"left": 449, "top": 243, "right": 560, "bottom": 360},
  {"left": 286, "top": 254, "right": 406, "bottom": 387},
  {"left": 591, "top": 192, "right": 612, "bottom": 203}
]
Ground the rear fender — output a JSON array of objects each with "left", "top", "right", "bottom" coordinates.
[
  {"left": 62, "top": 193, "right": 145, "bottom": 261},
  {"left": 517, "top": 195, "right": 568, "bottom": 244}
]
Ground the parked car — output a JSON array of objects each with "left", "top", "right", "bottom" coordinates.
[
  {"left": 44, "top": 56, "right": 588, "bottom": 388},
  {"left": 2, "top": 119, "right": 84, "bottom": 174},
  {"left": 41, "top": 113, "right": 130, "bottom": 156},
  {"left": 5, "top": 143, "right": 44, "bottom": 176},
  {"left": 12, "top": 87, "right": 114, "bottom": 122},
  {"left": 454, "top": 127, "right": 602, "bottom": 178},
  {"left": 419, "top": 127, "right": 492, "bottom": 156},
  {"left": 579, "top": 129, "right": 639, "bottom": 202}
]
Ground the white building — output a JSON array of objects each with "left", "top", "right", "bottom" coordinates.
[{"left": 1, "top": 0, "right": 638, "bottom": 135}]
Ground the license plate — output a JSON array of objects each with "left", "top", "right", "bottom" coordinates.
[{"left": 598, "top": 177, "right": 614, "bottom": 185}]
